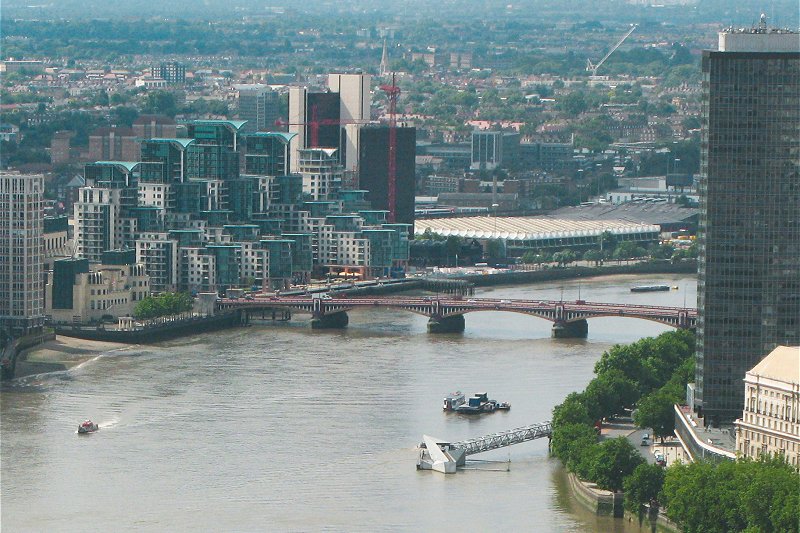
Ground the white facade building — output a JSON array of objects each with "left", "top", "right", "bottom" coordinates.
[
  {"left": 138, "top": 183, "right": 173, "bottom": 209},
  {"left": 46, "top": 262, "right": 149, "bottom": 323},
  {"left": 135, "top": 233, "right": 178, "bottom": 292},
  {"left": 735, "top": 346, "right": 800, "bottom": 467},
  {"left": 74, "top": 187, "right": 119, "bottom": 262},
  {"left": 179, "top": 247, "right": 215, "bottom": 293},
  {"left": 299, "top": 148, "right": 343, "bottom": 201},
  {"left": 0, "top": 172, "right": 44, "bottom": 334}
]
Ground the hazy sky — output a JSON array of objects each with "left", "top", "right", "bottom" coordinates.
[{"left": 1, "top": 0, "right": 797, "bottom": 28}]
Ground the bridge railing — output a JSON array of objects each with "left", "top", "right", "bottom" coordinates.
[
  {"left": 218, "top": 296, "right": 696, "bottom": 317},
  {"left": 451, "top": 421, "right": 553, "bottom": 456}
]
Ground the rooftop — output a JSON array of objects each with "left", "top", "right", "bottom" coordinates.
[
  {"left": 415, "top": 216, "right": 659, "bottom": 241},
  {"left": 551, "top": 203, "right": 698, "bottom": 226},
  {"left": 244, "top": 131, "right": 297, "bottom": 144},
  {"left": 147, "top": 138, "right": 195, "bottom": 148},
  {"left": 190, "top": 119, "right": 249, "bottom": 131},
  {"left": 90, "top": 161, "right": 140, "bottom": 172},
  {"left": 748, "top": 346, "right": 800, "bottom": 384}
]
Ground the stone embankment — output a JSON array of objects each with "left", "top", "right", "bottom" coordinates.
[
  {"left": 451, "top": 260, "right": 696, "bottom": 287},
  {"left": 54, "top": 312, "right": 241, "bottom": 343}
]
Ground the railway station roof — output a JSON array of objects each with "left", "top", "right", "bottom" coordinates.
[{"left": 415, "top": 216, "right": 659, "bottom": 241}]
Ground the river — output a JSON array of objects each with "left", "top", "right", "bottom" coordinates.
[{"left": 1, "top": 273, "right": 696, "bottom": 532}]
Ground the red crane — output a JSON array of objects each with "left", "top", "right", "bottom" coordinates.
[
  {"left": 379, "top": 74, "right": 401, "bottom": 223},
  {"left": 277, "top": 104, "right": 367, "bottom": 148}
]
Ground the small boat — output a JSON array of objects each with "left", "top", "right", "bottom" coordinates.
[
  {"left": 443, "top": 391, "right": 466, "bottom": 411},
  {"left": 454, "top": 393, "right": 510, "bottom": 415},
  {"left": 492, "top": 401, "right": 511, "bottom": 411},
  {"left": 630, "top": 285, "right": 671, "bottom": 293},
  {"left": 77, "top": 420, "right": 99, "bottom": 434}
]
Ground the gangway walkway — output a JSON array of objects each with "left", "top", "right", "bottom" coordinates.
[
  {"left": 451, "top": 421, "right": 552, "bottom": 456},
  {"left": 417, "top": 421, "right": 552, "bottom": 474}
]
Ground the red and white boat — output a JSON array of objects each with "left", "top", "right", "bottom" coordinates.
[{"left": 77, "top": 420, "right": 99, "bottom": 434}]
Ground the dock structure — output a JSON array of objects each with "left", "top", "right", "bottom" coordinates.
[{"left": 417, "top": 421, "right": 552, "bottom": 474}]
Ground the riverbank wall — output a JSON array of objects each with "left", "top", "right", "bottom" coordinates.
[
  {"left": 566, "top": 473, "right": 681, "bottom": 531},
  {"left": 448, "top": 260, "right": 696, "bottom": 288},
  {"left": 623, "top": 508, "right": 682, "bottom": 533},
  {"left": 1, "top": 330, "right": 57, "bottom": 379},
  {"left": 53, "top": 312, "right": 241, "bottom": 343},
  {"left": 566, "top": 472, "right": 623, "bottom": 516}
]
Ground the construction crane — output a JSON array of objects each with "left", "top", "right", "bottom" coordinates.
[
  {"left": 586, "top": 24, "right": 637, "bottom": 77},
  {"left": 379, "top": 74, "right": 401, "bottom": 223},
  {"left": 276, "top": 104, "right": 367, "bottom": 148}
]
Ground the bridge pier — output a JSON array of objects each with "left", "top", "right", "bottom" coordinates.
[
  {"left": 311, "top": 311, "right": 349, "bottom": 330},
  {"left": 551, "top": 319, "right": 588, "bottom": 339},
  {"left": 427, "top": 314, "right": 465, "bottom": 334}
]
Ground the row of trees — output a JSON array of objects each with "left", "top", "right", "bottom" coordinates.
[
  {"left": 551, "top": 329, "right": 800, "bottom": 532},
  {"left": 520, "top": 238, "right": 698, "bottom": 267},
  {"left": 661, "top": 456, "right": 799, "bottom": 532},
  {"left": 133, "top": 292, "right": 194, "bottom": 320},
  {"left": 550, "top": 329, "right": 695, "bottom": 493}
]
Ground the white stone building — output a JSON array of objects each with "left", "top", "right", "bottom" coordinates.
[
  {"left": 299, "top": 148, "right": 343, "bottom": 201},
  {"left": 46, "top": 262, "right": 149, "bottom": 323},
  {"left": 735, "top": 346, "right": 800, "bottom": 467}
]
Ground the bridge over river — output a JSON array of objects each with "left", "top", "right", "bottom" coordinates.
[{"left": 217, "top": 295, "right": 696, "bottom": 338}]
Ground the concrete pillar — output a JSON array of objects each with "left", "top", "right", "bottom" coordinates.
[
  {"left": 551, "top": 319, "right": 588, "bottom": 338},
  {"left": 311, "top": 311, "right": 349, "bottom": 329},
  {"left": 427, "top": 314, "right": 465, "bottom": 334}
]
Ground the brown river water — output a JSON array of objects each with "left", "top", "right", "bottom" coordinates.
[{"left": 1, "top": 273, "right": 695, "bottom": 532}]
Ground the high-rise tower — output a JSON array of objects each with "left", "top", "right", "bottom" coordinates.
[
  {"left": 379, "top": 39, "right": 389, "bottom": 77},
  {"left": 696, "top": 18, "right": 800, "bottom": 423},
  {"left": 0, "top": 172, "right": 44, "bottom": 336}
]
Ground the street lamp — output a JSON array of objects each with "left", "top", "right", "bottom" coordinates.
[{"left": 491, "top": 203, "right": 499, "bottom": 234}]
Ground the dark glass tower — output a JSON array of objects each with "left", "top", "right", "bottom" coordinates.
[{"left": 696, "top": 23, "right": 800, "bottom": 423}]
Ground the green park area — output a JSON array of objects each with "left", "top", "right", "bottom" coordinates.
[{"left": 550, "top": 330, "right": 799, "bottom": 532}]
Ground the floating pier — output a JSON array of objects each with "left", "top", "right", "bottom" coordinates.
[{"left": 417, "top": 421, "right": 552, "bottom": 474}]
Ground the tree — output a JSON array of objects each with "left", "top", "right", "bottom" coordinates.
[
  {"left": 599, "top": 231, "right": 618, "bottom": 255},
  {"left": 133, "top": 292, "right": 193, "bottom": 319},
  {"left": 585, "top": 437, "right": 644, "bottom": 492},
  {"left": 583, "top": 249, "right": 603, "bottom": 266},
  {"left": 559, "top": 91, "right": 588, "bottom": 117},
  {"left": 583, "top": 369, "right": 639, "bottom": 422},
  {"left": 552, "top": 392, "right": 591, "bottom": 428},
  {"left": 662, "top": 458, "right": 800, "bottom": 533},
  {"left": 113, "top": 106, "right": 139, "bottom": 127},
  {"left": 634, "top": 387, "right": 681, "bottom": 442},
  {"left": 739, "top": 456, "right": 800, "bottom": 533},
  {"left": 662, "top": 461, "right": 719, "bottom": 532},
  {"left": 444, "top": 236, "right": 462, "bottom": 264},
  {"left": 623, "top": 463, "right": 665, "bottom": 512},
  {"left": 594, "top": 343, "right": 645, "bottom": 386},
  {"left": 613, "top": 241, "right": 646, "bottom": 263},
  {"left": 143, "top": 90, "right": 177, "bottom": 117},
  {"left": 552, "top": 249, "right": 576, "bottom": 267},
  {"left": 550, "top": 422, "right": 598, "bottom": 470},
  {"left": 650, "top": 242, "right": 675, "bottom": 260},
  {"left": 485, "top": 239, "right": 504, "bottom": 260}
]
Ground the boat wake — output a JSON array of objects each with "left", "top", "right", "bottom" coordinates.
[{"left": 99, "top": 416, "right": 121, "bottom": 429}]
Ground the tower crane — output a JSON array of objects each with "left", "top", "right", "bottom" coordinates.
[
  {"left": 379, "top": 74, "right": 401, "bottom": 223},
  {"left": 276, "top": 104, "right": 368, "bottom": 148},
  {"left": 586, "top": 24, "right": 637, "bottom": 77}
]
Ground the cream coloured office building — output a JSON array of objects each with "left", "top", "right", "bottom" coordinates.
[{"left": 735, "top": 346, "right": 800, "bottom": 467}]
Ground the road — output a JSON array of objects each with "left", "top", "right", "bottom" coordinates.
[{"left": 600, "top": 420, "right": 686, "bottom": 466}]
